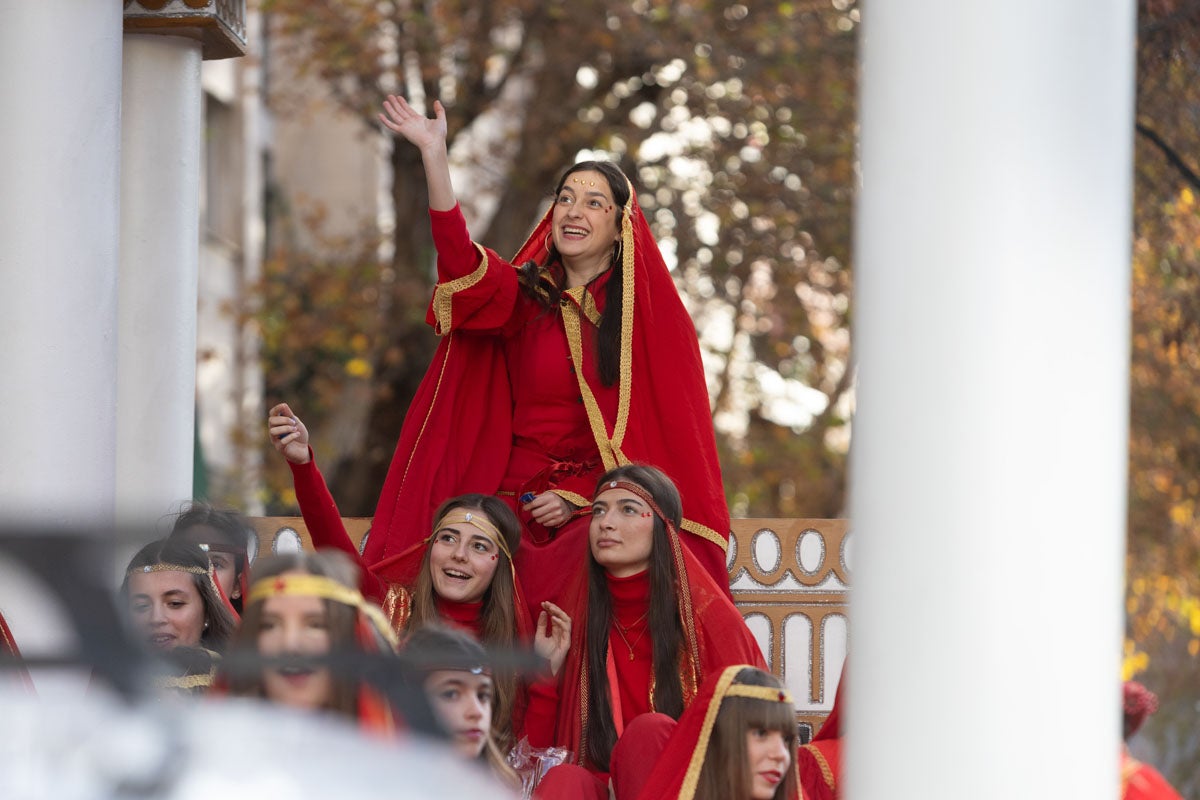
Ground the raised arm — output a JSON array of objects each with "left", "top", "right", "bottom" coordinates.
[{"left": 379, "top": 95, "right": 456, "bottom": 212}]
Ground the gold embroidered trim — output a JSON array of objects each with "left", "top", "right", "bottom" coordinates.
[
  {"left": 678, "top": 665, "right": 742, "bottom": 800},
  {"left": 681, "top": 518, "right": 728, "bottom": 552},
  {"left": 580, "top": 290, "right": 602, "bottom": 328},
  {"left": 429, "top": 510, "right": 513, "bottom": 561},
  {"left": 562, "top": 289, "right": 619, "bottom": 472},
  {"left": 610, "top": 185, "right": 636, "bottom": 459},
  {"left": 247, "top": 574, "right": 399, "bottom": 650},
  {"left": 158, "top": 670, "right": 216, "bottom": 691},
  {"left": 549, "top": 489, "right": 590, "bottom": 508},
  {"left": 803, "top": 743, "right": 836, "bottom": 790},
  {"left": 380, "top": 582, "right": 412, "bottom": 637},
  {"left": 431, "top": 242, "right": 490, "bottom": 335}
]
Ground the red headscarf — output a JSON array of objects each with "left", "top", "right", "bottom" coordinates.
[
  {"left": 635, "top": 665, "right": 799, "bottom": 800},
  {"left": 548, "top": 477, "right": 764, "bottom": 772},
  {"left": 365, "top": 167, "right": 731, "bottom": 591}
]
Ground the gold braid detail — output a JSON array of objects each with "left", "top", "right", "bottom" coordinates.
[
  {"left": 562, "top": 289, "right": 618, "bottom": 471},
  {"left": 431, "top": 242, "right": 490, "bottom": 335},
  {"left": 682, "top": 518, "right": 728, "bottom": 552},
  {"left": 610, "top": 185, "right": 636, "bottom": 460},
  {"left": 549, "top": 489, "right": 590, "bottom": 509},
  {"left": 247, "top": 574, "right": 399, "bottom": 650},
  {"left": 580, "top": 290, "right": 602, "bottom": 327},
  {"left": 802, "top": 743, "right": 836, "bottom": 790},
  {"left": 429, "top": 510, "right": 513, "bottom": 561}
]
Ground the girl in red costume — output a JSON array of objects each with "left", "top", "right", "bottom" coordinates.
[
  {"left": 266, "top": 409, "right": 556, "bottom": 749},
  {"left": 526, "top": 464, "right": 765, "bottom": 796},
  {"left": 369, "top": 94, "right": 732, "bottom": 607},
  {"left": 224, "top": 550, "right": 397, "bottom": 734},
  {"left": 634, "top": 665, "right": 798, "bottom": 800}
]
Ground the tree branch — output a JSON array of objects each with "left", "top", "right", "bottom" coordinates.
[{"left": 1137, "top": 120, "right": 1200, "bottom": 193}]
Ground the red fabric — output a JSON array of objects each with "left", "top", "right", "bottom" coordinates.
[
  {"left": 0, "top": 610, "right": 34, "bottom": 693},
  {"left": 797, "top": 662, "right": 844, "bottom": 800},
  {"left": 1122, "top": 750, "right": 1183, "bottom": 800},
  {"left": 607, "top": 571, "right": 654, "bottom": 727},
  {"left": 635, "top": 665, "right": 797, "bottom": 800},
  {"left": 365, "top": 197, "right": 731, "bottom": 601},
  {"left": 612, "top": 713, "right": 677, "bottom": 800},
  {"left": 434, "top": 597, "right": 484, "bottom": 639},
  {"left": 534, "top": 764, "right": 607, "bottom": 800},
  {"left": 544, "top": 543, "right": 765, "bottom": 773}
]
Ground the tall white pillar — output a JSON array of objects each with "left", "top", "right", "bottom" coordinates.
[
  {"left": 850, "top": 2, "right": 1134, "bottom": 799},
  {"left": 117, "top": 35, "right": 203, "bottom": 522},
  {"left": 0, "top": 3, "right": 123, "bottom": 526}
]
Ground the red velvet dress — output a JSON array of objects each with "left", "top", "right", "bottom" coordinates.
[{"left": 364, "top": 196, "right": 733, "bottom": 610}]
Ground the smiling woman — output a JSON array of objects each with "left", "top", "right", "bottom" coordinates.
[
  {"left": 361, "top": 94, "right": 733, "bottom": 616},
  {"left": 224, "top": 550, "right": 396, "bottom": 732}
]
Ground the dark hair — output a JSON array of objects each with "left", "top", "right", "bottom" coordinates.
[
  {"left": 405, "top": 625, "right": 519, "bottom": 785},
  {"left": 169, "top": 502, "right": 253, "bottom": 612},
  {"left": 585, "top": 463, "right": 686, "bottom": 770},
  {"left": 695, "top": 668, "right": 797, "bottom": 800},
  {"left": 409, "top": 494, "right": 521, "bottom": 748},
  {"left": 225, "top": 550, "right": 365, "bottom": 720},
  {"left": 518, "top": 160, "right": 632, "bottom": 386},
  {"left": 120, "top": 537, "right": 237, "bottom": 652}
]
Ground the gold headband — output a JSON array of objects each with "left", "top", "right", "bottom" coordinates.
[
  {"left": 428, "top": 510, "right": 512, "bottom": 562},
  {"left": 246, "top": 574, "right": 399, "bottom": 650},
  {"left": 678, "top": 666, "right": 794, "bottom": 800},
  {"left": 127, "top": 562, "right": 209, "bottom": 577},
  {"left": 725, "top": 685, "right": 794, "bottom": 705}
]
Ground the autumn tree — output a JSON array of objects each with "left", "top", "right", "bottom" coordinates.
[
  {"left": 255, "top": 0, "right": 859, "bottom": 519},
  {"left": 1123, "top": 1, "right": 1200, "bottom": 793}
]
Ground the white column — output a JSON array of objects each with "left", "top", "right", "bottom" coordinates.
[
  {"left": 117, "top": 35, "right": 203, "bottom": 522},
  {"left": 0, "top": 3, "right": 123, "bottom": 526},
  {"left": 850, "top": 2, "right": 1134, "bottom": 799}
]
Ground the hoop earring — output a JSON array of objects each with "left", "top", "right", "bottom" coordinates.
[{"left": 542, "top": 231, "right": 554, "bottom": 262}]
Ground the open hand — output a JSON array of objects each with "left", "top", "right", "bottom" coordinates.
[
  {"left": 534, "top": 601, "right": 572, "bottom": 677},
  {"left": 379, "top": 95, "right": 447, "bottom": 153}
]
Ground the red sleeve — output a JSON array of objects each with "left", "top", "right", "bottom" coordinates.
[
  {"left": 520, "top": 675, "right": 562, "bottom": 749},
  {"left": 288, "top": 451, "right": 386, "bottom": 601},
  {"left": 425, "top": 205, "right": 521, "bottom": 334}
]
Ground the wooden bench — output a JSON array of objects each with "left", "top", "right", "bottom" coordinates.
[{"left": 249, "top": 517, "right": 849, "bottom": 739}]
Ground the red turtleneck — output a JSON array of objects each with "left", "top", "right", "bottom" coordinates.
[
  {"left": 435, "top": 596, "right": 485, "bottom": 639},
  {"left": 605, "top": 570, "right": 654, "bottom": 728}
]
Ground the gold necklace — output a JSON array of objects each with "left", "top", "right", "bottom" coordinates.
[{"left": 612, "top": 612, "right": 649, "bottom": 661}]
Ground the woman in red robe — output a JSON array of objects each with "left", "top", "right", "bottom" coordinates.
[
  {"left": 525, "top": 464, "right": 766, "bottom": 793},
  {"left": 369, "top": 95, "right": 732, "bottom": 608}
]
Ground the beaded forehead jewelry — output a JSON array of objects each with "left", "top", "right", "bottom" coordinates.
[
  {"left": 429, "top": 510, "right": 513, "bottom": 562},
  {"left": 571, "top": 177, "right": 597, "bottom": 186},
  {"left": 127, "top": 562, "right": 208, "bottom": 576}
]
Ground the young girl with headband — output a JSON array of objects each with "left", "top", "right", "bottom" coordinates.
[
  {"left": 120, "top": 537, "right": 237, "bottom": 694},
  {"left": 224, "top": 550, "right": 397, "bottom": 733}
]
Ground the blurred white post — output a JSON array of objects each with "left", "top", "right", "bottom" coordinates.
[
  {"left": 117, "top": 2, "right": 247, "bottom": 520},
  {"left": 850, "top": 2, "right": 1134, "bottom": 799},
  {"left": 117, "top": 34, "right": 203, "bottom": 522},
  {"left": 0, "top": 2, "right": 123, "bottom": 526}
]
